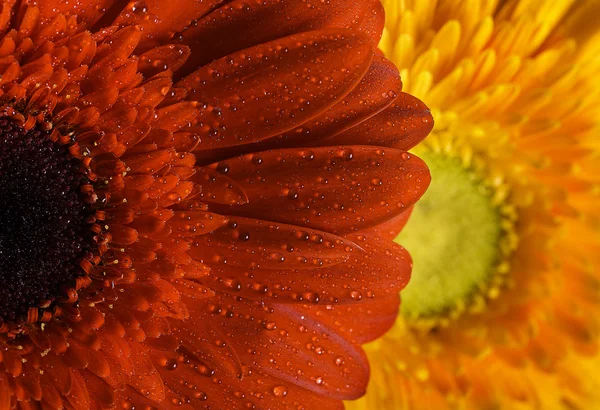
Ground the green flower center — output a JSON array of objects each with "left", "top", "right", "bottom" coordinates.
[{"left": 395, "top": 150, "right": 506, "bottom": 324}]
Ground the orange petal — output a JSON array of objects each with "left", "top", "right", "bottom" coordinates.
[
  {"left": 0, "top": 373, "right": 10, "bottom": 410},
  {"left": 300, "top": 295, "right": 401, "bottom": 344},
  {"left": 177, "top": 0, "right": 384, "bottom": 74},
  {"left": 178, "top": 29, "right": 373, "bottom": 150},
  {"left": 182, "top": 295, "right": 369, "bottom": 400},
  {"left": 15, "top": 368, "right": 42, "bottom": 401},
  {"left": 113, "top": 0, "right": 226, "bottom": 50},
  {"left": 39, "top": 375, "right": 64, "bottom": 409},
  {"left": 64, "top": 370, "right": 90, "bottom": 410},
  {"left": 149, "top": 335, "right": 346, "bottom": 409},
  {"left": 123, "top": 342, "right": 165, "bottom": 402},
  {"left": 269, "top": 54, "right": 401, "bottom": 148},
  {"left": 27, "top": 0, "right": 114, "bottom": 28},
  {"left": 124, "top": 149, "right": 172, "bottom": 175},
  {"left": 189, "top": 167, "right": 248, "bottom": 206},
  {"left": 205, "top": 54, "right": 402, "bottom": 158},
  {"left": 138, "top": 44, "right": 190, "bottom": 78},
  {"left": 41, "top": 354, "right": 73, "bottom": 395},
  {"left": 0, "top": 1, "right": 17, "bottom": 37},
  {"left": 358, "top": 206, "right": 414, "bottom": 240},
  {"left": 202, "top": 232, "right": 412, "bottom": 304},
  {"left": 80, "top": 371, "right": 115, "bottom": 409},
  {"left": 208, "top": 146, "right": 430, "bottom": 233},
  {"left": 166, "top": 211, "right": 228, "bottom": 237},
  {"left": 153, "top": 101, "right": 199, "bottom": 131},
  {"left": 188, "top": 217, "right": 360, "bottom": 270},
  {"left": 107, "top": 223, "right": 138, "bottom": 245},
  {"left": 323, "top": 93, "right": 434, "bottom": 149}
]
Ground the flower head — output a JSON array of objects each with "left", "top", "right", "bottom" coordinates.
[
  {"left": 0, "top": 1, "right": 433, "bottom": 408},
  {"left": 350, "top": 0, "right": 600, "bottom": 409}
]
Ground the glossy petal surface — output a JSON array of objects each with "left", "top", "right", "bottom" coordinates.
[{"left": 208, "top": 147, "right": 430, "bottom": 233}]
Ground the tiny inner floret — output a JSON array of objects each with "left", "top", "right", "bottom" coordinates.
[
  {"left": 0, "top": 118, "right": 95, "bottom": 326},
  {"left": 395, "top": 148, "right": 518, "bottom": 328}
]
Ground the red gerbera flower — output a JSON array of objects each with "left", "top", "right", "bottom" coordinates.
[{"left": 0, "top": 1, "right": 432, "bottom": 409}]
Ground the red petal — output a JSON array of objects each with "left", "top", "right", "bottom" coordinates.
[
  {"left": 27, "top": 0, "right": 113, "bottom": 28},
  {"left": 200, "top": 232, "right": 412, "bottom": 304},
  {"left": 0, "top": 2, "right": 16, "bottom": 37},
  {"left": 0, "top": 373, "right": 10, "bottom": 410},
  {"left": 80, "top": 371, "right": 115, "bottom": 409},
  {"left": 41, "top": 354, "right": 73, "bottom": 395},
  {"left": 358, "top": 206, "right": 414, "bottom": 240},
  {"left": 114, "top": 387, "right": 192, "bottom": 410},
  {"left": 166, "top": 211, "right": 229, "bottom": 236},
  {"left": 113, "top": 0, "right": 226, "bottom": 50},
  {"left": 207, "top": 54, "right": 402, "bottom": 158},
  {"left": 178, "top": 29, "right": 374, "bottom": 150},
  {"left": 301, "top": 295, "right": 401, "bottom": 344},
  {"left": 271, "top": 54, "right": 401, "bottom": 148},
  {"left": 39, "top": 375, "right": 64, "bottom": 409},
  {"left": 181, "top": 295, "right": 369, "bottom": 400},
  {"left": 124, "top": 149, "right": 172, "bottom": 175},
  {"left": 323, "top": 93, "right": 434, "bottom": 149},
  {"left": 108, "top": 224, "right": 138, "bottom": 245},
  {"left": 93, "top": 26, "right": 141, "bottom": 65},
  {"left": 150, "top": 330, "right": 346, "bottom": 410},
  {"left": 64, "top": 370, "right": 90, "bottom": 410},
  {"left": 208, "top": 146, "right": 430, "bottom": 233},
  {"left": 189, "top": 166, "right": 248, "bottom": 206},
  {"left": 153, "top": 102, "right": 199, "bottom": 132},
  {"left": 121, "top": 342, "right": 166, "bottom": 402},
  {"left": 188, "top": 216, "right": 361, "bottom": 270},
  {"left": 138, "top": 45, "right": 190, "bottom": 78},
  {"left": 177, "top": 0, "right": 384, "bottom": 74},
  {"left": 138, "top": 77, "right": 172, "bottom": 109},
  {"left": 94, "top": 106, "right": 137, "bottom": 134}
]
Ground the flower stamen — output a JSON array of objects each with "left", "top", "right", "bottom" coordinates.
[
  {"left": 395, "top": 138, "right": 518, "bottom": 329},
  {"left": 0, "top": 116, "right": 98, "bottom": 335}
]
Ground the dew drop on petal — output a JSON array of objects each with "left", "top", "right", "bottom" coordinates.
[{"left": 272, "top": 385, "right": 288, "bottom": 397}]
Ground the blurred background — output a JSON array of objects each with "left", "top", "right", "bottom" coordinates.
[{"left": 348, "top": 1, "right": 600, "bottom": 409}]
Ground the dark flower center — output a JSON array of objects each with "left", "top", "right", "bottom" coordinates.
[{"left": 0, "top": 119, "right": 94, "bottom": 324}]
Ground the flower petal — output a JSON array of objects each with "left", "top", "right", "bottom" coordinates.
[
  {"left": 199, "top": 232, "right": 412, "bottom": 304},
  {"left": 190, "top": 166, "right": 249, "bottom": 206},
  {"left": 118, "top": 369, "right": 345, "bottom": 410},
  {"left": 208, "top": 146, "right": 430, "bottom": 233},
  {"left": 177, "top": 0, "right": 384, "bottom": 73},
  {"left": 0, "top": 373, "right": 10, "bottom": 410},
  {"left": 178, "top": 29, "right": 374, "bottom": 150},
  {"left": 271, "top": 54, "right": 402, "bottom": 148},
  {"left": 29, "top": 0, "right": 113, "bottom": 28},
  {"left": 358, "top": 206, "right": 414, "bottom": 240},
  {"left": 188, "top": 216, "right": 361, "bottom": 269},
  {"left": 322, "top": 93, "right": 434, "bottom": 149},
  {"left": 300, "top": 295, "right": 401, "bottom": 344},
  {"left": 113, "top": 0, "right": 226, "bottom": 50},
  {"left": 180, "top": 295, "right": 370, "bottom": 400},
  {"left": 206, "top": 54, "right": 402, "bottom": 158}
]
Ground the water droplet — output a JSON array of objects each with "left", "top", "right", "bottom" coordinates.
[
  {"left": 216, "top": 162, "right": 230, "bottom": 174},
  {"left": 272, "top": 385, "right": 288, "bottom": 397},
  {"left": 350, "top": 291, "right": 362, "bottom": 301}
]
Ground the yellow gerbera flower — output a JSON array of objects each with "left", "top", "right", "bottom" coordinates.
[{"left": 348, "top": 0, "right": 600, "bottom": 409}]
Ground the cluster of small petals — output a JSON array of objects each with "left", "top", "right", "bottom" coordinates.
[{"left": 0, "top": 1, "right": 432, "bottom": 409}]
